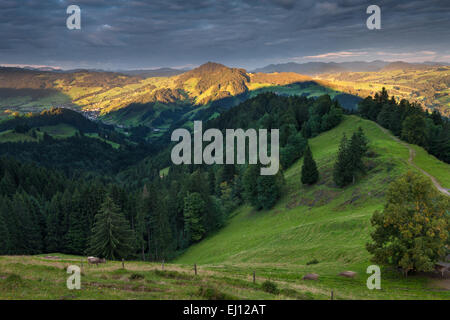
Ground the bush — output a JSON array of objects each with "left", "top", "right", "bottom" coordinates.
[
  {"left": 280, "top": 288, "right": 314, "bottom": 300},
  {"left": 153, "top": 269, "right": 192, "bottom": 280},
  {"left": 261, "top": 280, "right": 279, "bottom": 295},
  {"left": 129, "top": 273, "right": 145, "bottom": 281},
  {"left": 1, "top": 274, "right": 24, "bottom": 289},
  {"left": 198, "top": 286, "right": 235, "bottom": 300},
  {"left": 306, "top": 259, "right": 319, "bottom": 265}
]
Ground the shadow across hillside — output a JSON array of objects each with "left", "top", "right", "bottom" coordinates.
[{"left": 104, "top": 80, "right": 362, "bottom": 132}]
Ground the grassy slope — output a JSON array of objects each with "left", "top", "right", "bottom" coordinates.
[
  {"left": 176, "top": 115, "right": 450, "bottom": 299},
  {"left": 40, "top": 124, "right": 77, "bottom": 139}
]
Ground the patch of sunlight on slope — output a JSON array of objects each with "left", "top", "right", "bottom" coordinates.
[{"left": 176, "top": 116, "right": 449, "bottom": 268}]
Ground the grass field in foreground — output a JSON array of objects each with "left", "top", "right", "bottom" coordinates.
[{"left": 0, "top": 254, "right": 318, "bottom": 300}]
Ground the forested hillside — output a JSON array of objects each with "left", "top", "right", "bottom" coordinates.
[{"left": 0, "top": 92, "right": 345, "bottom": 261}]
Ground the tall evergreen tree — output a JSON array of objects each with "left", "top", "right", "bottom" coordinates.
[
  {"left": 242, "top": 165, "right": 260, "bottom": 208},
  {"left": 348, "top": 127, "right": 368, "bottom": 183},
  {"left": 333, "top": 134, "right": 353, "bottom": 187},
  {"left": 0, "top": 206, "right": 9, "bottom": 254},
  {"left": 256, "top": 174, "right": 282, "bottom": 210},
  {"left": 44, "top": 192, "right": 65, "bottom": 252},
  {"left": 148, "top": 197, "right": 173, "bottom": 260},
  {"left": 183, "top": 192, "right": 206, "bottom": 243},
  {"left": 301, "top": 145, "right": 319, "bottom": 185},
  {"left": 88, "top": 195, "right": 134, "bottom": 260},
  {"left": 64, "top": 189, "right": 88, "bottom": 254},
  {"left": 135, "top": 186, "right": 148, "bottom": 260},
  {"left": 11, "top": 193, "right": 43, "bottom": 254}
]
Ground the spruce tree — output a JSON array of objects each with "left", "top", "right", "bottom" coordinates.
[
  {"left": 88, "top": 195, "right": 134, "bottom": 260},
  {"left": 301, "top": 145, "right": 319, "bottom": 185},
  {"left": 0, "top": 171, "right": 16, "bottom": 197},
  {"left": 256, "top": 174, "right": 282, "bottom": 210},
  {"left": 12, "top": 193, "right": 43, "bottom": 254},
  {"left": 44, "top": 193, "right": 63, "bottom": 253},
  {"left": 183, "top": 192, "right": 206, "bottom": 243},
  {"left": 348, "top": 128, "right": 368, "bottom": 182},
  {"left": 65, "top": 189, "right": 88, "bottom": 254},
  {"left": 148, "top": 197, "right": 173, "bottom": 260},
  {"left": 333, "top": 134, "right": 353, "bottom": 187},
  {"left": 135, "top": 186, "right": 148, "bottom": 260},
  {"left": 242, "top": 165, "right": 260, "bottom": 208},
  {"left": 0, "top": 196, "right": 16, "bottom": 254},
  {"left": 0, "top": 207, "right": 9, "bottom": 254}
]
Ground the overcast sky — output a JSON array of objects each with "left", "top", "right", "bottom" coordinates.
[{"left": 0, "top": 0, "right": 449, "bottom": 70}]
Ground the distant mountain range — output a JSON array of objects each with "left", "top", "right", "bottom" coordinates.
[
  {"left": 119, "top": 68, "right": 188, "bottom": 78},
  {"left": 252, "top": 60, "right": 450, "bottom": 75}
]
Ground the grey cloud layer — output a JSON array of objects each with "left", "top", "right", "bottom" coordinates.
[{"left": 0, "top": 0, "right": 449, "bottom": 69}]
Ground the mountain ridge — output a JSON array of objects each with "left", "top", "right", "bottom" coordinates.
[{"left": 0, "top": 61, "right": 448, "bottom": 126}]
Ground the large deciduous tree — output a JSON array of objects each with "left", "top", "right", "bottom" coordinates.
[{"left": 366, "top": 172, "right": 449, "bottom": 276}]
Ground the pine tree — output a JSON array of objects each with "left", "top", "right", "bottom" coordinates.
[
  {"left": 256, "top": 174, "right": 281, "bottom": 210},
  {"left": 183, "top": 192, "right": 205, "bottom": 243},
  {"left": 135, "top": 186, "right": 148, "bottom": 260},
  {"left": 333, "top": 134, "right": 353, "bottom": 187},
  {"left": 11, "top": 193, "right": 43, "bottom": 254},
  {"left": 0, "top": 196, "right": 16, "bottom": 254},
  {"left": 148, "top": 197, "right": 173, "bottom": 260},
  {"left": 242, "top": 165, "right": 260, "bottom": 208},
  {"left": 65, "top": 189, "right": 88, "bottom": 254},
  {"left": 348, "top": 128, "right": 368, "bottom": 183},
  {"left": 44, "top": 193, "right": 64, "bottom": 252},
  {"left": 88, "top": 195, "right": 134, "bottom": 260},
  {"left": 301, "top": 145, "right": 319, "bottom": 185},
  {"left": 0, "top": 207, "right": 9, "bottom": 254},
  {"left": 0, "top": 170, "right": 16, "bottom": 197}
]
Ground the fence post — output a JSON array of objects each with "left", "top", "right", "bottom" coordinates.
[
  {"left": 122, "top": 258, "right": 125, "bottom": 269},
  {"left": 194, "top": 264, "right": 197, "bottom": 276},
  {"left": 331, "top": 290, "right": 334, "bottom": 300},
  {"left": 253, "top": 271, "right": 256, "bottom": 284},
  {"left": 162, "top": 260, "right": 165, "bottom": 270}
]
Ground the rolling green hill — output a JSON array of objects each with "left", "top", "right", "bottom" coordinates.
[{"left": 176, "top": 115, "right": 450, "bottom": 299}]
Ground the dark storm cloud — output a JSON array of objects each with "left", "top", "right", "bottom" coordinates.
[{"left": 0, "top": 0, "right": 449, "bottom": 69}]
